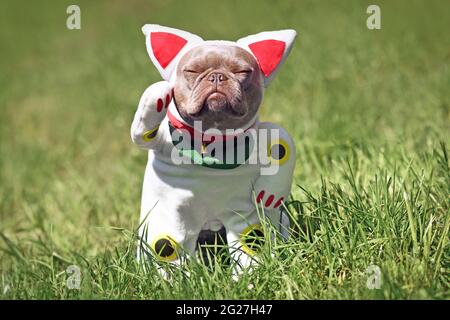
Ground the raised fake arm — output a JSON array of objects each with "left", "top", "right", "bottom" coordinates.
[{"left": 130, "top": 81, "right": 173, "bottom": 149}]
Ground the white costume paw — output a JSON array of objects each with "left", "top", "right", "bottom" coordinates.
[{"left": 130, "top": 81, "right": 173, "bottom": 149}]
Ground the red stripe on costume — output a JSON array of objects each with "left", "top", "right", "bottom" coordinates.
[
  {"left": 265, "top": 195, "right": 275, "bottom": 207},
  {"left": 273, "top": 197, "right": 284, "bottom": 209},
  {"left": 157, "top": 99, "right": 164, "bottom": 112},
  {"left": 256, "top": 191, "right": 265, "bottom": 203}
]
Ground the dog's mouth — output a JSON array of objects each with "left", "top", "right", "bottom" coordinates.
[
  {"left": 189, "top": 91, "right": 246, "bottom": 118},
  {"left": 205, "top": 92, "right": 228, "bottom": 111}
]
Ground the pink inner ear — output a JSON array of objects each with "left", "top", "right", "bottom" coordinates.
[
  {"left": 150, "top": 32, "right": 188, "bottom": 69},
  {"left": 248, "top": 39, "right": 285, "bottom": 77}
]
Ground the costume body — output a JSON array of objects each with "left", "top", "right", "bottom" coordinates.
[
  {"left": 131, "top": 25, "right": 297, "bottom": 267},
  {"left": 132, "top": 98, "right": 295, "bottom": 266}
]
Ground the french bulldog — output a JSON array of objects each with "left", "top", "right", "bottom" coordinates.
[{"left": 131, "top": 25, "right": 296, "bottom": 271}]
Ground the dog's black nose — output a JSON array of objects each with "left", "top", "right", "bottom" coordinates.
[{"left": 208, "top": 72, "right": 227, "bottom": 84}]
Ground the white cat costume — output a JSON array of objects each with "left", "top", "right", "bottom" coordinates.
[{"left": 131, "top": 25, "right": 296, "bottom": 268}]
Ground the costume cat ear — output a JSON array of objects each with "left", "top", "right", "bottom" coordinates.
[
  {"left": 237, "top": 30, "right": 297, "bottom": 87},
  {"left": 142, "top": 24, "right": 204, "bottom": 80}
]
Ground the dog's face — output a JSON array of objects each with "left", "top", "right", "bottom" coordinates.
[
  {"left": 173, "top": 45, "right": 263, "bottom": 130},
  {"left": 142, "top": 25, "right": 297, "bottom": 130}
]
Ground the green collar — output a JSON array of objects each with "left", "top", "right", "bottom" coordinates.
[{"left": 168, "top": 122, "right": 253, "bottom": 169}]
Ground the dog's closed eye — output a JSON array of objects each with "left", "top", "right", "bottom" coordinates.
[
  {"left": 183, "top": 69, "right": 201, "bottom": 85},
  {"left": 235, "top": 69, "right": 252, "bottom": 74},
  {"left": 183, "top": 69, "right": 200, "bottom": 77},
  {"left": 234, "top": 69, "right": 253, "bottom": 84},
  {"left": 183, "top": 69, "right": 200, "bottom": 74}
]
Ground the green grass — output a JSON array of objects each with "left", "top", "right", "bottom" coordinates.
[{"left": 0, "top": 0, "right": 449, "bottom": 299}]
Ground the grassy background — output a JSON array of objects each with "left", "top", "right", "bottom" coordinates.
[{"left": 0, "top": 0, "right": 449, "bottom": 299}]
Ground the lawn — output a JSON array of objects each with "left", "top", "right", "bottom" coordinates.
[{"left": 0, "top": 0, "right": 449, "bottom": 299}]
